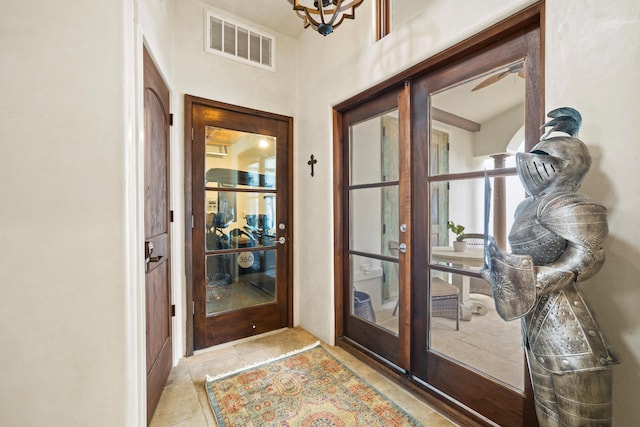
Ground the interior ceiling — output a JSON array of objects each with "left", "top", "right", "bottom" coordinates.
[
  {"left": 434, "top": 63, "right": 526, "bottom": 124},
  {"left": 199, "top": 1, "right": 525, "bottom": 126}
]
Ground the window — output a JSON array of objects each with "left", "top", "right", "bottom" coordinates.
[{"left": 376, "top": 0, "right": 434, "bottom": 40}]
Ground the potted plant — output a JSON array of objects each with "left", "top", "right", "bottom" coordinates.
[{"left": 447, "top": 220, "right": 467, "bottom": 252}]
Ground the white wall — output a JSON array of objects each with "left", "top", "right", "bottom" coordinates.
[
  {"left": 0, "top": 1, "right": 138, "bottom": 426},
  {"left": 475, "top": 103, "right": 525, "bottom": 156},
  {"left": 544, "top": 1, "right": 640, "bottom": 423}
]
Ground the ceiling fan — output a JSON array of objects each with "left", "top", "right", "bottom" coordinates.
[{"left": 471, "top": 62, "right": 525, "bottom": 91}]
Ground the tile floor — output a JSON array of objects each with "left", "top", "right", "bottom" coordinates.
[
  {"left": 376, "top": 293, "right": 525, "bottom": 390},
  {"left": 150, "top": 327, "right": 459, "bottom": 427}
]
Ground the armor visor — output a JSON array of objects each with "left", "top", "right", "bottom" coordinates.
[{"left": 516, "top": 151, "right": 565, "bottom": 196}]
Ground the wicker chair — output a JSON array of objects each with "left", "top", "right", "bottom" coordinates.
[
  {"left": 389, "top": 240, "right": 460, "bottom": 330},
  {"left": 460, "top": 233, "right": 493, "bottom": 297},
  {"left": 431, "top": 277, "right": 460, "bottom": 330}
]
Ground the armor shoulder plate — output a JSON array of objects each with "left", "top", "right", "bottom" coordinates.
[{"left": 537, "top": 193, "right": 608, "bottom": 249}]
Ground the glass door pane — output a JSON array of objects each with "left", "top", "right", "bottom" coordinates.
[
  {"left": 204, "top": 127, "right": 277, "bottom": 315},
  {"left": 349, "top": 111, "right": 400, "bottom": 334},
  {"left": 425, "top": 66, "right": 528, "bottom": 391},
  {"left": 406, "top": 38, "right": 542, "bottom": 423}
]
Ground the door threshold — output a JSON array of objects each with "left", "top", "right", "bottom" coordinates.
[{"left": 192, "top": 327, "right": 290, "bottom": 355}]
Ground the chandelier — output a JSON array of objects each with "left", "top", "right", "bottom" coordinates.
[{"left": 288, "top": 0, "right": 364, "bottom": 36}]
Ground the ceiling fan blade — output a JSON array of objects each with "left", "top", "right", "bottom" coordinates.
[{"left": 471, "top": 70, "right": 510, "bottom": 91}]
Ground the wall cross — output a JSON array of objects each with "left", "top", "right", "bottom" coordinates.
[{"left": 307, "top": 154, "right": 317, "bottom": 177}]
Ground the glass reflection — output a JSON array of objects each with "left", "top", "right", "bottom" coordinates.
[
  {"left": 206, "top": 250, "right": 276, "bottom": 315},
  {"left": 350, "top": 110, "right": 399, "bottom": 185},
  {"left": 427, "top": 60, "right": 528, "bottom": 393},
  {"left": 429, "top": 270, "right": 524, "bottom": 390},
  {"left": 430, "top": 61, "right": 526, "bottom": 176},
  {"left": 429, "top": 175, "right": 524, "bottom": 265},
  {"left": 350, "top": 186, "right": 399, "bottom": 256},
  {"left": 205, "top": 191, "right": 276, "bottom": 252},
  {"left": 205, "top": 126, "right": 276, "bottom": 189},
  {"left": 351, "top": 255, "right": 399, "bottom": 335},
  {"left": 203, "top": 126, "right": 278, "bottom": 316}
]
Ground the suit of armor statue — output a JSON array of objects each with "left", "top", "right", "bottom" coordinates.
[{"left": 484, "top": 108, "right": 618, "bottom": 426}]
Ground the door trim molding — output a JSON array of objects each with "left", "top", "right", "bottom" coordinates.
[{"left": 184, "top": 95, "right": 294, "bottom": 355}]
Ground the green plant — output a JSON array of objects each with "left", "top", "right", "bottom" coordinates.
[{"left": 447, "top": 220, "right": 465, "bottom": 241}]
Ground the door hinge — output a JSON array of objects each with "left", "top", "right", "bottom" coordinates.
[
  {"left": 192, "top": 301, "right": 195, "bottom": 315},
  {"left": 191, "top": 214, "right": 194, "bottom": 229},
  {"left": 191, "top": 127, "right": 194, "bottom": 142},
  {"left": 170, "top": 210, "right": 174, "bottom": 223},
  {"left": 171, "top": 304, "right": 176, "bottom": 317},
  {"left": 169, "top": 113, "right": 174, "bottom": 126}
]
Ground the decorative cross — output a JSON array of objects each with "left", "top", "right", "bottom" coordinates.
[{"left": 307, "top": 154, "right": 317, "bottom": 177}]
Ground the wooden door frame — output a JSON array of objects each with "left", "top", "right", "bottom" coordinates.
[
  {"left": 333, "top": 3, "right": 543, "bottom": 425},
  {"left": 184, "top": 95, "right": 294, "bottom": 355}
]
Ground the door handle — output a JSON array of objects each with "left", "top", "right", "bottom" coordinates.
[
  {"left": 145, "top": 241, "right": 163, "bottom": 272},
  {"left": 398, "top": 243, "right": 407, "bottom": 253},
  {"left": 278, "top": 236, "right": 286, "bottom": 245}
]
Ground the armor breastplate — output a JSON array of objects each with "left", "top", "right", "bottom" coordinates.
[{"left": 508, "top": 198, "right": 567, "bottom": 265}]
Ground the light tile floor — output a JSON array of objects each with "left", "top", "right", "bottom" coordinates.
[
  {"left": 150, "top": 327, "right": 459, "bottom": 427},
  {"left": 376, "top": 293, "right": 525, "bottom": 390}
]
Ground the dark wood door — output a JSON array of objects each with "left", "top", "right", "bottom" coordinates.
[
  {"left": 143, "top": 47, "right": 172, "bottom": 424},
  {"left": 186, "top": 97, "right": 292, "bottom": 350},
  {"left": 410, "top": 28, "right": 541, "bottom": 427},
  {"left": 340, "top": 86, "right": 412, "bottom": 369}
]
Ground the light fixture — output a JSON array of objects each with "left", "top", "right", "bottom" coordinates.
[{"left": 288, "top": 0, "right": 364, "bottom": 36}]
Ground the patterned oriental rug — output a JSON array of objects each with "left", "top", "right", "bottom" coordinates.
[{"left": 205, "top": 342, "right": 424, "bottom": 426}]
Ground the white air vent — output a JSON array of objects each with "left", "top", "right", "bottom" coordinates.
[{"left": 205, "top": 10, "right": 275, "bottom": 72}]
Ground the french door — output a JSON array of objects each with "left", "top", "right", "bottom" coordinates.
[
  {"left": 339, "top": 87, "right": 412, "bottom": 367},
  {"left": 335, "top": 12, "right": 542, "bottom": 426},
  {"left": 410, "top": 31, "right": 541, "bottom": 426},
  {"left": 185, "top": 97, "right": 293, "bottom": 350}
]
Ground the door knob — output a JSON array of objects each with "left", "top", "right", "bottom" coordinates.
[
  {"left": 399, "top": 243, "right": 407, "bottom": 253},
  {"left": 278, "top": 236, "right": 286, "bottom": 245}
]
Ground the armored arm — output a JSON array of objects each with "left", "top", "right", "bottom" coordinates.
[
  {"left": 533, "top": 244, "right": 605, "bottom": 294},
  {"left": 534, "top": 193, "right": 608, "bottom": 294}
]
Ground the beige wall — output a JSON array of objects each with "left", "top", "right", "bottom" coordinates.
[
  {"left": 544, "top": 1, "right": 640, "bottom": 422},
  {"left": 0, "top": 0, "right": 139, "bottom": 425}
]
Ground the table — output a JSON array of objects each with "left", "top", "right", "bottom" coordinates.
[{"left": 431, "top": 246, "right": 488, "bottom": 320}]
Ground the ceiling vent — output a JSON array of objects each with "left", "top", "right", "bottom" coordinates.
[{"left": 205, "top": 10, "right": 275, "bottom": 72}]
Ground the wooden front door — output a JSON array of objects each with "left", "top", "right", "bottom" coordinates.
[
  {"left": 143, "top": 47, "right": 172, "bottom": 424},
  {"left": 185, "top": 96, "right": 293, "bottom": 351}
]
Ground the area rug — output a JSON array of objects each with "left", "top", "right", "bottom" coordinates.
[{"left": 205, "top": 341, "right": 424, "bottom": 426}]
